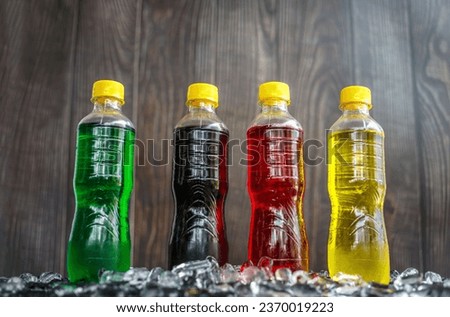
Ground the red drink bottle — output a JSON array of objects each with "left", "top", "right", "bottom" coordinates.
[{"left": 247, "top": 81, "right": 309, "bottom": 272}]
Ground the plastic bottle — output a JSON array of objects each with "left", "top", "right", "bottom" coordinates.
[
  {"left": 169, "top": 83, "right": 229, "bottom": 268},
  {"left": 327, "top": 85, "right": 390, "bottom": 284},
  {"left": 247, "top": 81, "right": 309, "bottom": 272},
  {"left": 67, "top": 80, "right": 135, "bottom": 282}
]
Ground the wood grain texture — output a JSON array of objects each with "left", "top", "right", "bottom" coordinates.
[
  {"left": 0, "top": 0, "right": 449, "bottom": 277},
  {"left": 351, "top": 0, "right": 422, "bottom": 271},
  {"left": 410, "top": 0, "right": 450, "bottom": 275},
  {"left": 0, "top": 0, "right": 77, "bottom": 275}
]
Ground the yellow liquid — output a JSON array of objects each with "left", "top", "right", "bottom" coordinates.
[{"left": 327, "top": 129, "right": 390, "bottom": 284}]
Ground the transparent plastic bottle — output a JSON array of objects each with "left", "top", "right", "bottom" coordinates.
[
  {"left": 169, "top": 83, "right": 229, "bottom": 268},
  {"left": 247, "top": 81, "right": 309, "bottom": 272},
  {"left": 67, "top": 80, "right": 135, "bottom": 282},
  {"left": 327, "top": 85, "right": 390, "bottom": 284}
]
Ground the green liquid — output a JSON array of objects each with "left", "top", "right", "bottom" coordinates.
[{"left": 67, "top": 123, "right": 135, "bottom": 282}]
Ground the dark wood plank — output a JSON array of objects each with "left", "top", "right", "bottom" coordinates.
[
  {"left": 410, "top": 0, "right": 450, "bottom": 276},
  {"left": 0, "top": 0, "right": 78, "bottom": 275},
  {"left": 351, "top": 0, "right": 423, "bottom": 272},
  {"left": 66, "top": 0, "right": 139, "bottom": 271}
]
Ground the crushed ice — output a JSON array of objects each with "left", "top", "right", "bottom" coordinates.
[{"left": 0, "top": 259, "right": 448, "bottom": 297}]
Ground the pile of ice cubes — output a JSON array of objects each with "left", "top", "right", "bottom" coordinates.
[{"left": 1, "top": 257, "right": 449, "bottom": 297}]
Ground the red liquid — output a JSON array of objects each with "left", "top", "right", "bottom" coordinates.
[{"left": 247, "top": 125, "right": 309, "bottom": 272}]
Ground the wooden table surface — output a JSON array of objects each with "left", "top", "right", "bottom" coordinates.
[{"left": 0, "top": 0, "right": 449, "bottom": 277}]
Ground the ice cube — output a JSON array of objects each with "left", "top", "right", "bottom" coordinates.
[
  {"left": 361, "top": 282, "right": 393, "bottom": 297},
  {"left": 99, "top": 271, "right": 125, "bottom": 284},
  {"left": 123, "top": 268, "right": 150, "bottom": 282},
  {"left": 158, "top": 271, "right": 180, "bottom": 289},
  {"left": 240, "top": 266, "right": 265, "bottom": 284},
  {"left": 0, "top": 267, "right": 447, "bottom": 297},
  {"left": 39, "top": 272, "right": 64, "bottom": 284},
  {"left": 220, "top": 263, "right": 239, "bottom": 284},
  {"left": 239, "top": 260, "right": 254, "bottom": 272},
  {"left": 274, "top": 268, "right": 293, "bottom": 283},
  {"left": 390, "top": 270, "right": 400, "bottom": 280},
  {"left": 444, "top": 279, "right": 450, "bottom": 288},
  {"left": 424, "top": 271, "right": 442, "bottom": 284},
  {"left": 334, "top": 285, "right": 361, "bottom": 296},
  {"left": 399, "top": 267, "right": 420, "bottom": 279},
  {"left": 257, "top": 256, "right": 273, "bottom": 270},
  {"left": 173, "top": 259, "right": 220, "bottom": 289},
  {"left": 292, "top": 270, "right": 311, "bottom": 284},
  {"left": 19, "top": 273, "right": 38, "bottom": 283},
  {"left": 308, "top": 274, "right": 337, "bottom": 295},
  {"left": 206, "top": 256, "right": 219, "bottom": 268},
  {"left": 260, "top": 266, "right": 274, "bottom": 281},
  {"left": 332, "top": 272, "right": 366, "bottom": 286},
  {"left": 146, "top": 267, "right": 164, "bottom": 283},
  {"left": 394, "top": 268, "right": 422, "bottom": 289},
  {"left": 172, "top": 259, "right": 214, "bottom": 275},
  {"left": 249, "top": 281, "right": 260, "bottom": 295}
]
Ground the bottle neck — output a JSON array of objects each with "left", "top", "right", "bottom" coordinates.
[
  {"left": 340, "top": 102, "right": 370, "bottom": 115},
  {"left": 187, "top": 101, "right": 216, "bottom": 114},
  {"left": 93, "top": 98, "right": 123, "bottom": 113},
  {"left": 260, "top": 100, "right": 289, "bottom": 113}
]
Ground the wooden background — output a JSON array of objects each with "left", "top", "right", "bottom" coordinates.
[{"left": 0, "top": 0, "right": 449, "bottom": 277}]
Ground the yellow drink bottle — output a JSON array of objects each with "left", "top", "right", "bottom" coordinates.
[{"left": 327, "top": 86, "right": 390, "bottom": 284}]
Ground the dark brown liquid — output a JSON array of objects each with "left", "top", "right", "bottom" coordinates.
[{"left": 169, "top": 127, "right": 229, "bottom": 268}]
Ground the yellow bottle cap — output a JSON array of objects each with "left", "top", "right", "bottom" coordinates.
[
  {"left": 186, "top": 83, "right": 219, "bottom": 107},
  {"left": 91, "top": 80, "right": 125, "bottom": 105},
  {"left": 340, "top": 85, "right": 372, "bottom": 109},
  {"left": 259, "top": 81, "right": 291, "bottom": 105}
]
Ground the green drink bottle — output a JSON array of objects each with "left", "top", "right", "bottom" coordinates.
[{"left": 67, "top": 80, "right": 135, "bottom": 283}]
